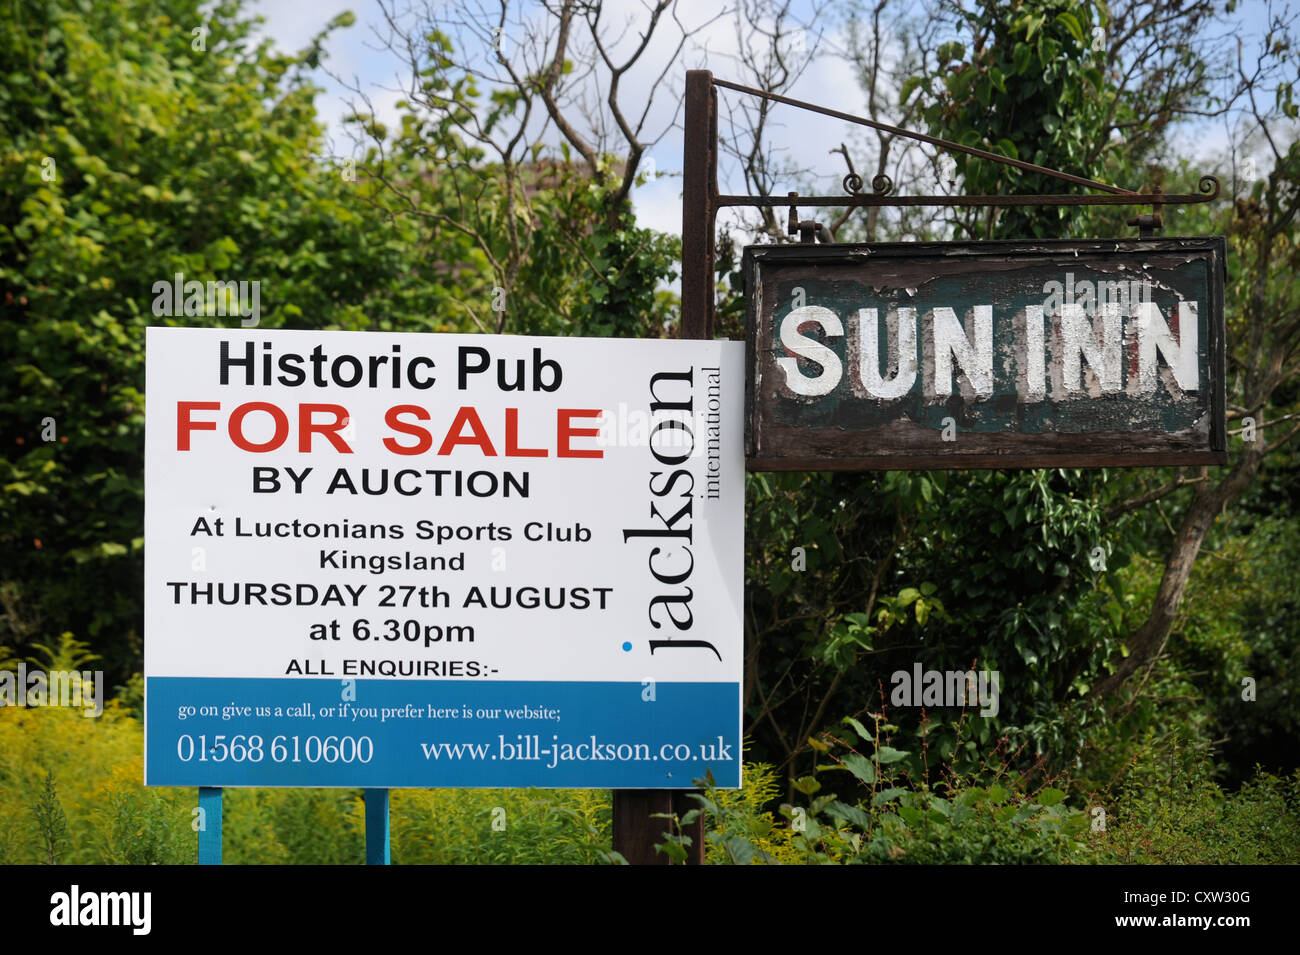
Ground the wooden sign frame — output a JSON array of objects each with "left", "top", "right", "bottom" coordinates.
[{"left": 745, "top": 237, "right": 1227, "bottom": 471}]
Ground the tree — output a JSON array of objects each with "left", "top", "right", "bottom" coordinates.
[
  {"left": 338, "top": 0, "right": 695, "bottom": 338},
  {"left": 1089, "top": 7, "right": 1300, "bottom": 699},
  {"left": 0, "top": 0, "right": 432, "bottom": 680},
  {"left": 912, "top": 0, "right": 1232, "bottom": 239}
]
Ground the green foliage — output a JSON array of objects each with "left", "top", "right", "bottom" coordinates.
[
  {"left": 807, "top": 716, "right": 1090, "bottom": 863},
  {"left": 0, "top": 701, "right": 196, "bottom": 863},
  {"left": 223, "top": 787, "right": 363, "bottom": 866},
  {"left": 358, "top": 60, "right": 681, "bottom": 340},
  {"left": 0, "top": 0, "right": 432, "bottom": 684},
  {"left": 860, "top": 783, "right": 1088, "bottom": 865},
  {"left": 98, "top": 766, "right": 191, "bottom": 865},
  {"left": 658, "top": 728, "right": 1300, "bottom": 866},
  {"left": 662, "top": 731, "right": 1091, "bottom": 865},
  {"left": 30, "top": 770, "right": 69, "bottom": 864},
  {"left": 27, "top": 631, "right": 99, "bottom": 672},
  {"left": 114, "top": 671, "right": 146, "bottom": 722},
  {"left": 1208, "top": 514, "right": 1300, "bottom": 784},
  {"left": 653, "top": 763, "right": 807, "bottom": 865},
  {"left": 742, "top": 463, "right": 1129, "bottom": 785},
  {"left": 386, "top": 787, "right": 618, "bottom": 865},
  {"left": 1095, "top": 732, "right": 1300, "bottom": 864},
  {"left": 917, "top": 0, "right": 1112, "bottom": 238}
]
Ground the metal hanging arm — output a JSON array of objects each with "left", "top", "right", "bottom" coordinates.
[{"left": 708, "top": 76, "right": 1219, "bottom": 209}]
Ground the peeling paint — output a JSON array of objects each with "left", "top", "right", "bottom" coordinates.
[{"left": 745, "top": 238, "right": 1228, "bottom": 470}]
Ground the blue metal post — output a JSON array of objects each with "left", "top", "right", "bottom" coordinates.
[
  {"left": 365, "top": 788, "right": 391, "bottom": 865},
  {"left": 198, "top": 787, "right": 223, "bottom": 865}
]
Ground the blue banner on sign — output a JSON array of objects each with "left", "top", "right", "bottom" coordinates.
[{"left": 146, "top": 677, "right": 741, "bottom": 788}]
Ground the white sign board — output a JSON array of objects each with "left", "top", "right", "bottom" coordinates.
[{"left": 145, "top": 328, "right": 744, "bottom": 788}]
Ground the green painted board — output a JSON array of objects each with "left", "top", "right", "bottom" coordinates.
[{"left": 745, "top": 238, "right": 1227, "bottom": 470}]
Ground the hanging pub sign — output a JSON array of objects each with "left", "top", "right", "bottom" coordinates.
[{"left": 744, "top": 237, "right": 1227, "bottom": 470}]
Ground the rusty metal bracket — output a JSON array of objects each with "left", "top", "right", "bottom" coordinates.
[
  {"left": 709, "top": 76, "right": 1220, "bottom": 214},
  {"left": 787, "top": 192, "right": 832, "bottom": 244},
  {"left": 1127, "top": 189, "right": 1165, "bottom": 238}
]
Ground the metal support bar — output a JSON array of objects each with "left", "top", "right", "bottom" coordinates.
[
  {"left": 698, "top": 75, "right": 1218, "bottom": 217},
  {"left": 365, "top": 788, "right": 390, "bottom": 865},
  {"left": 717, "top": 187, "right": 1217, "bottom": 209},
  {"left": 198, "top": 787, "right": 222, "bottom": 865}
]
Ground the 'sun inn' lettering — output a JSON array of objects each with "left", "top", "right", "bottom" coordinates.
[{"left": 776, "top": 301, "right": 1199, "bottom": 401}]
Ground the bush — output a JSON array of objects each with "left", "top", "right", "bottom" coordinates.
[
  {"left": 0, "top": 703, "right": 620, "bottom": 864},
  {"left": 663, "top": 724, "right": 1093, "bottom": 865},
  {"left": 1093, "top": 731, "right": 1300, "bottom": 864},
  {"left": 389, "top": 788, "right": 615, "bottom": 865},
  {"left": 0, "top": 701, "right": 195, "bottom": 864}
]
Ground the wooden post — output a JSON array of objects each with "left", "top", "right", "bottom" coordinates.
[
  {"left": 681, "top": 69, "right": 718, "bottom": 341},
  {"left": 610, "top": 69, "right": 719, "bottom": 867},
  {"left": 365, "top": 788, "right": 391, "bottom": 865},
  {"left": 612, "top": 790, "right": 705, "bottom": 865},
  {"left": 198, "top": 787, "right": 222, "bottom": 865}
]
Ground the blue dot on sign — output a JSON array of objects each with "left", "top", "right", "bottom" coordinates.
[{"left": 622, "top": 642, "right": 632, "bottom": 652}]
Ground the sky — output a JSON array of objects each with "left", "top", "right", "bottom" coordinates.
[{"left": 245, "top": 0, "right": 1288, "bottom": 239}]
